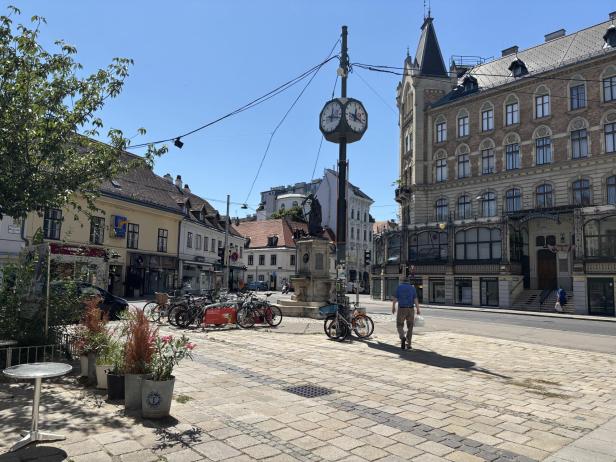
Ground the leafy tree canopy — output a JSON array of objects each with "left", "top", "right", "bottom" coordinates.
[
  {"left": 0, "top": 6, "right": 166, "bottom": 219},
  {"left": 270, "top": 206, "right": 306, "bottom": 222}
]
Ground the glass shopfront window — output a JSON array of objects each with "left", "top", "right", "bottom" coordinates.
[
  {"left": 409, "top": 231, "right": 448, "bottom": 262},
  {"left": 584, "top": 217, "right": 616, "bottom": 259},
  {"left": 455, "top": 278, "right": 472, "bottom": 305},
  {"left": 587, "top": 278, "right": 615, "bottom": 316},
  {"left": 430, "top": 279, "right": 446, "bottom": 304},
  {"left": 480, "top": 278, "right": 499, "bottom": 306}
]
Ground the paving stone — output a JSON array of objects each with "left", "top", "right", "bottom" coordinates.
[
  {"left": 445, "top": 451, "right": 485, "bottom": 462},
  {"left": 416, "top": 440, "right": 454, "bottom": 457},
  {"left": 291, "top": 435, "right": 328, "bottom": 451},
  {"left": 225, "top": 434, "right": 261, "bottom": 449},
  {"left": 192, "top": 441, "right": 241, "bottom": 461},
  {"left": 72, "top": 452, "right": 113, "bottom": 462},
  {"left": 242, "top": 443, "right": 282, "bottom": 459},
  {"left": 163, "top": 449, "right": 204, "bottom": 462},
  {"left": 60, "top": 439, "right": 104, "bottom": 456},
  {"left": 105, "top": 440, "right": 145, "bottom": 456},
  {"left": 350, "top": 444, "right": 389, "bottom": 461},
  {"left": 384, "top": 442, "right": 423, "bottom": 458},
  {"left": 312, "top": 444, "right": 352, "bottom": 461},
  {"left": 368, "top": 424, "right": 399, "bottom": 437},
  {"left": 119, "top": 450, "right": 159, "bottom": 462}
]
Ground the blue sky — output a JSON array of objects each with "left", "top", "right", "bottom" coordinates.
[{"left": 6, "top": 0, "right": 616, "bottom": 220}]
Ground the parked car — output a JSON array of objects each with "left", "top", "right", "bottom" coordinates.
[
  {"left": 246, "top": 280, "right": 269, "bottom": 291},
  {"left": 51, "top": 281, "right": 129, "bottom": 320}
]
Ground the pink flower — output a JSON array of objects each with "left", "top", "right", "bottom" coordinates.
[
  {"left": 161, "top": 335, "right": 173, "bottom": 344},
  {"left": 185, "top": 342, "right": 195, "bottom": 350}
]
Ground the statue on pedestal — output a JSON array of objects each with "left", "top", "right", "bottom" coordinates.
[{"left": 303, "top": 194, "right": 322, "bottom": 237}]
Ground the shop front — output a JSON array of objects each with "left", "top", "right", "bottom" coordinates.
[
  {"left": 181, "top": 258, "right": 214, "bottom": 293},
  {"left": 126, "top": 253, "right": 177, "bottom": 298},
  {"left": 49, "top": 243, "right": 107, "bottom": 286}
]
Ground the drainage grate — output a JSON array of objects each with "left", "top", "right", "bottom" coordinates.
[{"left": 283, "top": 384, "right": 334, "bottom": 398}]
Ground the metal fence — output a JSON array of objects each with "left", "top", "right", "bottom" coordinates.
[{"left": 0, "top": 333, "right": 78, "bottom": 370}]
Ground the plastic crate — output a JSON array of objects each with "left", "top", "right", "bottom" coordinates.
[{"left": 319, "top": 305, "right": 339, "bottom": 316}]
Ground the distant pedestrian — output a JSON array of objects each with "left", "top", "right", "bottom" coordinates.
[
  {"left": 557, "top": 287, "right": 567, "bottom": 306},
  {"left": 392, "top": 277, "right": 420, "bottom": 350}
]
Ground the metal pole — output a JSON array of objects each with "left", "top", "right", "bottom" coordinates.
[
  {"left": 356, "top": 245, "right": 360, "bottom": 306},
  {"left": 223, "top": 195, "right": 230, "bottom": 291},
  {"left": 336, "top": 25, "right": 349, "bottom": 286},
  {"left": 45, "top": 243, "right": 51, "bottom": 339}
]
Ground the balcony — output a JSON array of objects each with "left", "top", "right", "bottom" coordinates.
[{"left": 394, "top": 186, "right": 412, "bottom": 204}]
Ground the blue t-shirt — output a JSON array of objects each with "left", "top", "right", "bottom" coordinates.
[{"left": 395, "top": 283, "right": 417, "bottom": 308}]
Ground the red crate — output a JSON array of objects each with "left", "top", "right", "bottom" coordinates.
[{"left": 203, "top": 305, "right": 237, "bottom": 325}]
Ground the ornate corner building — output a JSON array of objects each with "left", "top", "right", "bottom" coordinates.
[{"left": 371, "top": 12, "right": 616, "bottom": 316}]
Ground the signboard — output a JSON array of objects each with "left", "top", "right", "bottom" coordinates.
[
  {"left": 49, "top": 243, "right": 106, "bottom": 258},
  {"left": 112, "top": 215, "right": 128, "bottom": 238}
]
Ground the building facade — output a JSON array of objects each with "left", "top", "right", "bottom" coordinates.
[
  {"left": 0, "top": 216, "right": 25, "bottom": 272},
  {"left": 372, "top": 12, "right": 616, "bottom": 317}
]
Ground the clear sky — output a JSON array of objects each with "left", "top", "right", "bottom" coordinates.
[{"left": 6, "top": 0, "right": 616, "bottom": 220}]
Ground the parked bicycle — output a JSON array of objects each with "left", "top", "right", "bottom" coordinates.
[
  {"left": 322, "top": 304, "right": 374, "bottom": 340},
  {"left": 236, "top": 292, "right": 283, "bottom": 328}
]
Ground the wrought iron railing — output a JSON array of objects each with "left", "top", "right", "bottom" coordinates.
[{"left": 0, "top": 333, "right": 77, "bottom": 369}]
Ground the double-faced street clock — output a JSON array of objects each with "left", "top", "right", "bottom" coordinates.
[{"left": 319, "top": 97, "right": 367, "bottom": 144}]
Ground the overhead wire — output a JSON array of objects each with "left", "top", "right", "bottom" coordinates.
[
  {"left": 354, "top": 67, "right": 397, "bottom": 114},
  {"left": 311, "top": 72, "right": 339, "bottom": 181}
]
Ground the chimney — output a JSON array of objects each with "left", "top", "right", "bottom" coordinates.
[
  {"left": 175, "top": 175, "right": 182, "bottom": 190},
  {"left": 610, "top": 11, "right": 616, "bottom": 20},
  {"left": 501, "top": 46, "right": 518, "bottom": 57},
  {"left": 163, "top": 173, "right": 173, "bottom": 183},
  {"left": 183, "top": 184, "right": 191, "bottom": 194},
  {"left": 544, "top": 29, "right": 565, "bottom": 42}
]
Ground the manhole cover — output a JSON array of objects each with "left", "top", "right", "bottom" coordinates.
[{"left": 283, "top": 384, "right": 334, "bottom": 398}]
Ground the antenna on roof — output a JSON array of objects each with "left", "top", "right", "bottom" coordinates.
[
  {"left": 428, "top": 0, "right": 431, "bottom": 18},
  {"left": 423, "top": 0, "right": 426, "bottom": 19}
]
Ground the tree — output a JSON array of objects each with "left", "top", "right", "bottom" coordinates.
[
  {"left": 270, "top": 206, "right": 305, "bottom": 222},
  {"left": 0, "top": 6, "right": 166, "bottom": 219}
]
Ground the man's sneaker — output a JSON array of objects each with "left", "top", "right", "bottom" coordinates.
[
  {"left": 407, "top": 344, "right": 412, "bottom": 350},
  {"left": 401, "top": 338, "right": 406, "bottom": 350}
]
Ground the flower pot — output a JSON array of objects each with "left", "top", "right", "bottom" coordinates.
[
  {"left": 107, "top": 373, "right": 125, "bottom": 401},
  {"left": 79, "top": 355, "right": 88, "bottom": 377},
  {"left": 87, "top": 352, "right": 97, "bottom": 385},
  {"left": 95, "top": 364, "right": 112, "bottom": 389},
  {"left": 124, "top": 374, "right": 144, "bottom": 411},
  {"left": 141, "top": 377, "right": 175, "bottom": 419}
]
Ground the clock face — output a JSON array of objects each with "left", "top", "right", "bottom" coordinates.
[
  {"left": 344, "top": 100, "right": 367, "bottom": 133},
  {"left": 302, "top": 253, "right": 310, "bottom": 263},
  {"left": 320, "top": 100, "right": 343, "bottom": 133}
]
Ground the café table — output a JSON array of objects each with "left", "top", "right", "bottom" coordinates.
[{"left": 2, "top": 362, "right": 72, "bottom": 452}]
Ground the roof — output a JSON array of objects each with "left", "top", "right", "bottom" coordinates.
[
  {"left": 233, "top": 219, "right": 307, "bottom": 249},
  {"left": 414, "top": 16, "right": 448, "bottom": 79},
  {"left": 324, "top": 169, "right": 374, "bottom": 202},
  {"left": 373, "top": 220, "right": 398, "bottom": 235},
  {"left": 434, "top": 19, "right": 616, "bottom": 107},
  {"left": 277, "top": 193, "right": 307, "bottom": 200}
]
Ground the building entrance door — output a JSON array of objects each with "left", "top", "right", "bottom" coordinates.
[{"left": 537, "top": 249, "right": 557, "bottom": 290}]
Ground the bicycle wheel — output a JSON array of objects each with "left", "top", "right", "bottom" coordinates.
[
  {"left": 264, "top": 304, "right": 282, "bottom": 327},
  {"left": 175, "top": 308, "right": 193, "bottom": 328},
  {"left": 237, "top": 306, "right": 255, "bottom": 328},
  {"left": 353, "top": 314, "right": 374, "bottom": 338},
  {"left": 324, "top": 315, "right": 349, "bottom": 340},
  {"left": 143, "top": 302, "right": 161, "bottom": 323},
  {"left": 167, "top": 303, "right": 185, "bottom": 326}
]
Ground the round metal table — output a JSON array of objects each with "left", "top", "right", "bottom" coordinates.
[
  {"left": 3, "top": 362, "right": 72, "bottom": 452},
  {"left": 0, "top": 340, "right": 17, "bottom": 369}
]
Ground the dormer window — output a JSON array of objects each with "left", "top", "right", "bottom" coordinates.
[
  {"left": 508, "top": 58, "right": 528, "bottom": 78},
  {"left": 462, "top": 75, "right": 478, "bottom": 93},
  {"left": 267, "top": 236, "right": 278, "bottom": 247},
  {"left": 604, "top": 25, "right": 616, "bottom": 49}
]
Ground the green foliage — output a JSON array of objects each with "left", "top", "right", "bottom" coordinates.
[
  {"left": 0, "top": 6, "right": 167, "bottom": 219},
  {"left": 270, "top": 206, "right": 305, "bottom": 222},
  {"left": 148, "top": 334, "right": 194, "bottom": 381}
]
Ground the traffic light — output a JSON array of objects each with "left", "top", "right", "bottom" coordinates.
[{"left": 364, "top": 250, "right": 371, "bottom": 266}]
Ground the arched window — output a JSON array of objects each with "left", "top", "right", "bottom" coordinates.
[
  {"left": 279, "top": 203, "right": 285, "bottom": 211},
  {"left": 536, "top": 183, "right": 554, "bottom": 208},
  {"left": 506, "top": 188, "right": 522, "bottom": 212},
  {"left": 457, "top": 195, "right": 472, "bottom": 219},
  {"left": 481, "top": 192, "right": 497, "bottom": 217},
  {"left": 455, "top": 228, "right": 502, "bottom": 261},
  {"left": 570, "top": 119, "right": 589, "bottom": 159},
  {"left": 534, "top": 85, "right": 550, "bottom": 118},
  {"left": 535, "top": 126, "right": 553, "bottom": 165},
  {"left": 480, "top": 102, "right": 494, "bottom": 132},
  {"left": 569, "top": 75, "right": 587, "bottom": 110},
  {"left": 572, "top": 179, "right": 591, "bottom": 206},
  {"left": 435, "top": 198, "right": 448, "bottom": 221},
  {"left": 605, "top": 118, "right": 616, "bottom": 153},
  {"left": 457, "top": 153, "right": 470, "bottom": 178},
  {"left": 409, "top": 231, "right": 448, "bottom": 262},
  {"left": 457, "top": 109, "right": 469, "bottom": 138},
  {"left": 608, "top": 176, "right": 616, "bottom": 204},
  {"left": 602, "top": 66, "right": 616, "bottom": 102},
  {"left": 504, "top": 94, "right": 519, "bottom": 126},
  {"left": 435, "top": 116, "right": 447, "bottom": 143}
]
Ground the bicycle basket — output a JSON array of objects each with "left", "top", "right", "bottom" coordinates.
[{"left": 319, "top": 304, "right": 338, "bottom": 316}]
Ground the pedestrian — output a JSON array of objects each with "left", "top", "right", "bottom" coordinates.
[
  {"left": 392, "top": 276, "right": 420, "bottom": 350},
  {"left": 557, "top": 287, "right": 567, "bottom": 306}
]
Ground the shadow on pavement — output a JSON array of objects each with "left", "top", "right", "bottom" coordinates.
[{"left": 0, "top": 445, "right": 67, "bottom": 461}]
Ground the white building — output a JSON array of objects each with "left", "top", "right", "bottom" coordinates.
[{"left": 0, "top": 216, "right": 25, "bottom": 272}]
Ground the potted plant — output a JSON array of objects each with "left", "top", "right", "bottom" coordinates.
[
  {"left": 106, "top": 341, "right": 125, "bottom": 400},
  {"left": 79, "top": 297, "right": 109, "bottom": 385},
  {"left": 141, "top": 334, "right": 194, "bottom": 419},
  {"left": 74, "top": 330, "right": 89, "bottom": 377},
  {"left": 94, "top": 336, "right": 114, "bottom": 389},
  {"left": 124, "top": 309, "right": 156, "bottom": 411}
]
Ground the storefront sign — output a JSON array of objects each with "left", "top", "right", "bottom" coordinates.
[
  {"left": 50, "top": 243, "right": 106, "bottom": 258},
  {"left": 112, "top": 215, "right": 128, "bottom": 238}
]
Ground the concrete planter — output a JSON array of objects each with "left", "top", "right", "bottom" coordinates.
[
  {"left": 141, "top": 377, "right": 175, "bottom": 419},
  {"left": 87, "top": 352, "right": 97, "bottom": 385},
  {"left": 107, "top": 373, "right": 125, "bottom": 401},
  {"left": 124, "top": 374, "right": 144, "bottom": 411},
  {"left": 95, "top": 364, "right": 112, "bottom": 389},
  {"left": 79, "top": 355, "right": 88, "bottom": 377}
]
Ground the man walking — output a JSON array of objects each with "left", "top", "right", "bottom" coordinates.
[{"left": 392, "top": 277, "right": 420, "bottom": 350}]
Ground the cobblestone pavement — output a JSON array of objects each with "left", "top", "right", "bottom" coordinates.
[{"left": 1, "top": 318, "right": 616, "bottom": 461}]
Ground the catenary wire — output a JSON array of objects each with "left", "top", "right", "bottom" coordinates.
[{"left": 354, "top": 67, "right": 397, "bottom": 114}]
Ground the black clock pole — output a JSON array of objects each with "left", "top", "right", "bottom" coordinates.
[{"left": 336, "top": 25, "right": 349, "bottom": 282}]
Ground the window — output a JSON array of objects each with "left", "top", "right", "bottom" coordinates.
[
  {"left": 457, "top": 154, "right": 470, "bottom": 178},
  {"left": 506, "top": 188, "right": 522, "bottom": 212},
  {"left": 570, "top": 84, "right": 586, "bottom": 110},
  {"left": 481, "top": 149, "right": 495, "bottom": 174},
  {"left": 481, "top": 109, "right": 494, "bottom": 131},
  {"left": 89, "top": 216, "right": 105, "bottom": 245},
  {"left": 204, "top": 236, "right": 209, "bottom": 251},
  {"left": 258, "top": 274, "right": 265, "bottom": 282},
  {"left": 506, "top": 143, "right": 520, "bottom": 170},
  {"left": 267, "top": 236, "right": 278, "bottom": 246},
  {"left": 455, "top": 228, "right": 502, "bottom": 261},
  {"left": 605, "top": 122, "right": 616, "bottom": 153},
  {"left": 436, "top": 158, "right": 447, "bottom": 182},
  {"left": 187, "top": 232, "right": 193, "bottom": 248},
  {"left": 270, "top": 254, "right": 277, "bottom": 265},
  {"left": 608, "top": 176, "right": 616, "bottom": 204},
  {"left": 603, "top": 76, "right": 616, "bottom": 102},
  {"left": 364, "top": 229, "right": 367, "bottom": 241},
  {"left": 364, "top": 212, "right": 367, "bottom": 222},
  {"left": 248, "top": 255, "right": 254, "bottom": 265},
  {"left": 457, "top": 115, "right": 469, "bottom": 137},
  {"left": 506, "top": 102, "right": 519, "bottom": 125},
  {"left": 457, "top": 195, "right": 472, "bottom": 219},
  {"left": 218, "top": 240, "right": 222, "bottom": 249},
  {"left": 43, "top": 208, "right": 62, "bottom": 240},
  {"left": 350, "top": 227, "right": 354, "bottom": 239},
  {"left": 127, "top": 223, "right": 139, "bottom": 249},
  {"left": 481, "top": 192, "right": 496, "bottom": 217},
  {"left": 292, "top": 201, "right": 298, "bottom": 207},
  {"left": 435, "top": 198, "right": 448, "bottom": 221},
  {"left": 157, "top": 228, "right": 168, "bottom": 252},
  {"left": 572, "top": 179, "right": 591, "bottom": 206},
  {"left": 536, "top": 184, "right": 553, "bottom": 208},
  {"left": 240, "top": 247, "right": 243, "bottom": 258},
  {"left": 436, "top": 121, "right": 447, "bottom": 143},
  {"left": 409, "top": 231, "right": 448, "bottom": 262},
  {"left": 404, "top": 132, "right": 411, "bottom": 152},
  {"left": 258, "top": 255, "right": 265, "bottom": 265},
  {"left": 455, "top": 279, "right": 473, "bottom": 305},
  {"left": 571, "top": 129, "right": 588, "bottom": 159},
  {"left": 351, "top": 209, "right": 354, "bottom": 219},
  {"left": 535, "top": 94, "right": 550, "bottom": 118},
  {"left": 536, "top": 137, "right": 552, "bottom": 165},
  {"left": 290, "top": 254, "right": 296, "bottom": 266},
  {"left": 211, "top": 238, "right": 215, "bottom": 252},
  {"left": 584, "top": 217, "right": 616, "bottom": 258},
  {"left": 480, "top": 278, "right": 499, "bottom": 306},
  {"left": 196, "top": 234, "right": 202, "bottom": 250}
]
